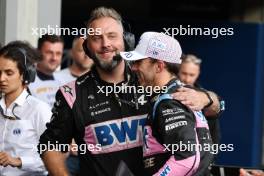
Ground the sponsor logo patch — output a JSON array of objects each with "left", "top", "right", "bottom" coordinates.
[{"left": 165, "top": 121, "right": 187, "bottom": 131}]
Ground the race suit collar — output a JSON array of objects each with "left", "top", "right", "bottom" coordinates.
[{"left": 150, "top": 78, "right": 183, "bottom": 104}]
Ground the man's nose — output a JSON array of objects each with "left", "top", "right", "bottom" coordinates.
[
  {"left": 185, "top": 76, "right": 193, "bottom": 85},
  {"left": 54, "top": 53, "right": 61, "bottom": 61},
  {"left": 102, "top": 36, "right": 111, "bottom": 48},
  {"left": 0, "top": 73, "right": 6, "bottom": 82},
  {"left": 49, "top": 52, "right": 56, "bottom": 60}
]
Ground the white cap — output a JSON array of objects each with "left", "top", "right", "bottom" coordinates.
[{"left": 120, "top": 32, "right": 182, "bottom": 64}]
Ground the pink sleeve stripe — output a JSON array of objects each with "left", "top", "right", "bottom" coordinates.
[
  {"left": 59, "top": 81, "right": 76, "bottom": 109},
  {"left": 153, "top": 155, "right": 200, "bottom": 176}
]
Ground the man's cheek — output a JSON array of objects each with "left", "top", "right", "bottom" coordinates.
[{"left": 116, "top": 41, "right": 125, "bottom": 52}]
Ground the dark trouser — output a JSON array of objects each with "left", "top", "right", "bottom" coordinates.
[{"left": 66, "top": 155, "right": 80, "bottom": 176}]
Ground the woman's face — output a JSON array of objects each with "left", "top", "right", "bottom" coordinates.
[{"left": 0, "top": 56, "right": 23, "bottom": 96}]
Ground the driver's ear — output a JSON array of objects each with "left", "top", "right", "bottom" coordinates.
[{"left": 155, "top": 60, "right": 165, "bottom": 73}]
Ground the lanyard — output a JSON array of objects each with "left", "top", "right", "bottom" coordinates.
[
  {"left": 0, "top": 93, "right": 30, "bottom": 120},
  {"left": 0, "top": 104, "right": 20, "bottom": 120}
]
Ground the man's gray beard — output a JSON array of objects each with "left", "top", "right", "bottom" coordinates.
[{"left": 93, "top": 54, "right": 122, "bottom": 73}]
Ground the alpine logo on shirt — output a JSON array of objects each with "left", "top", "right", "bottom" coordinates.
[
  {"left": 84, "top": 114, "right": 147, "bottom": 154},
  {"left": 63, "top": 85, "right": 73, "bottom": 96}
]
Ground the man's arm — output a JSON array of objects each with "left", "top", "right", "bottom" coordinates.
[
  {"left": 172, "top": 87, "right": 223, "bottom": 117},
  {"left": 153, "top": 100, "right": 199, "bottom": 176},
  {"left": 42, "top": 151, "right": 69, "bottom": 176},
  {"left": 202, "top": 91, "right": 222, "bottom": 117},
  {"left": 38, "top": 90, "right": 75, "bottom": 176}
]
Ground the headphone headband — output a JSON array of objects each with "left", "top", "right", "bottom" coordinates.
[{"left": 16, "top": 48, "right": 36, "bottom": 84}]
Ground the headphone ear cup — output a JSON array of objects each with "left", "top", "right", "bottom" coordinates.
[
  {"left": 23, "top": 71, "right": 28, "bottom": 84},
  {"left": 23, "top": 65, "right": 36, "bottom": 84},
  {"left": 27, "top": 65, "right": 36, "bottom": 83},
  {"left": 82, "top": 39, "right": 93, "bottom": 59},
  {"left": 123, "top": 31, "right": 135, "bottom": 51}
]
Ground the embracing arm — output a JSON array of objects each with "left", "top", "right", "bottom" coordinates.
[
  {"left": 172, "top": 87, "right": 224, "bottom": 118},
  {"left": 202, "top": 91, "right": 222, "bottom": 117}
]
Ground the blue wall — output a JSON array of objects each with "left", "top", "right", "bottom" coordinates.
[{"left": 178, "top": 23, "right": 264, "bottom": 167}]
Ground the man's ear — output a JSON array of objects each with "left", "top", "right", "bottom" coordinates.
[{"left": 155, "top": 60, "right": 165, "bottom": 73}]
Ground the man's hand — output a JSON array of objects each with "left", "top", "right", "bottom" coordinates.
[
  {"left": 240, "top": 168, "right": 264, "bottom": 176},
  {"left": 172, "top": 87, "right": 221, "bottom": 117},
  {"left": 0, "top": 152, "right": 22, "bottom": 167},
  {"left": 172, "top": 87, "right": 209, "bottom": 111}
]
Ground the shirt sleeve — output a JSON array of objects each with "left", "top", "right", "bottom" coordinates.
[
  {"left": 20, "top": 156, "right": 46, "bottom": 172},
  {"left": 38, "top": 89, "right": 75, "bottom": 155},
  {"left": 20, "top": 98, "right": 52, "bottom": 172},
  {"left": 34, "top": 101, "right": 52, "bottom": 139},
  {"left": 153, "top": 100, "right": 200, "bottom": 176}
]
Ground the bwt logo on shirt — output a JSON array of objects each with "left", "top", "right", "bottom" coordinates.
[
  {"left": 159, "top": 165, "right": 171, "bottom": 176},
  {"left": 84, "top": 115, "right": 147, "bottom": 154},
  {"left": 94, "top": 116, "right": 146, "bottom": 146}
]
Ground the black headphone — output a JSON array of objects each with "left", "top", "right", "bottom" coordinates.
[
  {"left": 82, "top": 27, "right": 135, "bottom": 60},
  {"left": 17, "top": 48, "right": 36, "bottom": 84}
]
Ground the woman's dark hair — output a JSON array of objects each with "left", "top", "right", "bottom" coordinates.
[{"left": 0, "top": 40, "right": 41, "bottom": 75}]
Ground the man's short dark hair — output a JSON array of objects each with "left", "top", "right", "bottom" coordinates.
[{"left": 37, "top": 34, "right": 64, "bottom": 50}]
